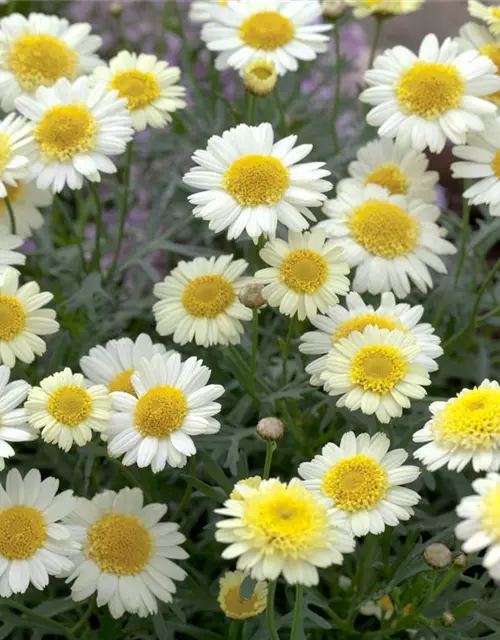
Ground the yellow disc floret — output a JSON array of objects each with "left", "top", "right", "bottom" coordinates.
[
  {"left": 230, "top": 477, "right": 263, "bottom": 501},
  {"left": 135, "top": 385, "right": 187, "bottom": 438},
  {"left": 35, "top": 105, "right": 98, "bottom": 162},
  {"left": 491, "top": 150, "right": 500, "bottom": 179},
  {"left": 223, "top": 155, "right": 289, "bottom": 207},
  {"left": 480, "top": 484, "right": 500, "bottom": 542},
  {"left": 280, "top": 249, "right": 329, "bottom": 294},
  {"left": 0, "top": 184, "right": 25, "bottom": 218},
  {"left": 0, "top": 133, "right": 12, "bottom": 173},
  {"left": 239, "top": 12, "right": 294, "bottom": 51},
  {"left": 87, "top": 512, "right": 153, "bottom": 575},
  {"left": 109, "top": 369, "right": 136, "bottom": 395},
  {"left": 349, "top": 344, "right": 408, "bottom": 394},
  {"left": 479, "top": 43, "right": 500, "bottom": 104},
  {"left": 47, "top": 386, "right": 93, "bottom": 427},
  {"left": 365, "top": 163, "right": 410, "bottom": 195},
  {"left": 110, "top": 70, "right": 160, "bottom": 111},
  {"left": 0, "top": 506, "right": 46, "bottom": 559},
  {"left": 218, "top": 571, "right": 267, "bottom": 620},
  {"left": 333, "top": 314, "right": 402, "bottom": 342},
  {"left": 321, "top": 454, "right": 389, "bottom": 511},
  {"left": 0, "top": 295, "right": 26, "bottom": 342},
  {"left": 182, "top": 275, "right": 235, "bottom": 318}
]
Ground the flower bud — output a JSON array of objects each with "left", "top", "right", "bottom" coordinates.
[
  {"left": 454, "top": 553, "right": 467, "bottom": 568},
  {"left": 322, "top": 0, "right": 345, "bottom": 18},
  {"left": 238, "top": 283, "right": 266, "bottom": 309},
  {"left": 108, "top": 1, "right": 123, "bottom": 16},
  {"left": 442, "top": 612, "right": 455, "bottom": 627},
  {"left": 423, "top": 543, "right": 452, "bottom": 569},
  {"left": 243, "top": 60, "right": 277, "bottom": 97},
  {"left": 256, "top": 417, "right": 284, "bottom": 441}
]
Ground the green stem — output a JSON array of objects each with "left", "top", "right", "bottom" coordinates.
[
  {"left": 54, "top": 195, "right": 86, "bottom": 272},
  {"left": 4, "top": 194, "right": 16, "bottom": 235},
  {"left": 246, "top": 92, "right": 256, "bottom": 125},
  {"left": 241, "top": 621, "right": 249, "bottom": 640},
  {"left": 70, "top": 598, "right": 94, "bottom": 634},
  {"left": 290, "top": 584, "right": 304, "bottom": 640},
  {"left": 228, "top": 620, "right": 241, "bottom": 640},
  {"left": 109, "top": 139, "right": 133, "bottom": 279},
  {"left": 331, "top": 19, "right": 342, "bottom": 152},
  {"left": 274, "top": 87, "right": 286, "bottom": 135},
  {"left": 266, "top": 581, "right": 280, "bottom": 640},
  {"left": 89, "top": 182, "right": 103, "bottom": 274},
  {"left": 368, "top": 16, "right": 384, "bottom": 68},
  {"left": 171, "top": 456, "right": 196, "bottom": 522},
  {"left": 263, "top": 440, "right": 275, "bottom": 480},
  {"left": 250, "top": 309, "right": 259, "bottom": 384},
  {"left": 455, "top": 182, "right": 470, "bottom": 284},
  {"left": 2, "top": 600, "right": 75, "bottom": 639},
  {"left": 281, "top": 318, "right": 295, "bottom": 386}
]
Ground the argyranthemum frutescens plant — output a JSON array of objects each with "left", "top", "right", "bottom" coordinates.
[{"left": 0, "top": 0, "right": 499, "bottom": 638}]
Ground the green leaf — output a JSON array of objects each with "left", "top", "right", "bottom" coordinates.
[{"left": 197, "top": 449, "right": 233, "bottom": 494}]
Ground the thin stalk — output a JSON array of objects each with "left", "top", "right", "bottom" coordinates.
[
  {"left": 368, "top": 15, "right": 384, "bottom": 68},
  {"left": 263, "top": 440, "right": 275, "bottom": 480},
  {"left": 290, "top": 584, "right": 304, "bottom": 640},
  {"left": 4, "top": 194, "right": 16, "bottom": 235},
  {"left": 455, "top": 183, "right": 470, "bottom": 284},
  {"left": 54, "top": 195, "right": 86, "bottom": 272},
  {"left": 281, "top": 318, "right": 295, "bottom": 386},
  {"left": 274, "top": 87, "right": 286, "bottom": 135},
  {"left": 331, "top": 19, "right": 342, "bottom": 152},
  {"left": 109, "top": 139, "right": 133, "bottom": 279},
  {"left": 1, "top": 600, "right": 75, "bottom": 639},
  {"left": 250, "top": 309, "right": 259, "bottom": 384},
  {"left": 228, "top": 620, "right": 241, "bottom": 640},
  {"left": 172, "top": 457, "right": 197, "bottom": 522},
  {"left": 89, "top": 182, "right": 103, "bottom": 274},
  {"left": 246, "top": 92, "right": 256, "bottom": 125},
  {"left": 266, "top": 581, "right": 280, "bottom": 640}
]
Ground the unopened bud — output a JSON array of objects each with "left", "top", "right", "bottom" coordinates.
[
  {"left": 256, "top": 417, "right": 284, "bottom": 441},
  {"left": 442, "top": 612, "right": 455, "bottom": 627},
  {"left": 109, "top": 1, "right": 123, "bottom": 16},
  {"left": 238, "top": 283, "right": 266, "bottom": 309},
  {"left": 454, "top": 553, "right": 467, "bottom": 568},
  {"left": 243, "top": 59, "right": 277, "bottom": 97},
  {"left": 424, "top": 543, "right": 452, "bottom": 569},
  {"left": 322, "top": 0, "right": 345, "bottom": 18}
]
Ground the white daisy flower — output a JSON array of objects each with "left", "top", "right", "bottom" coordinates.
[
  {"left": 201, "top": 0, "right": 331, "bottom": 76},
  {"left": 16, "top": 76, "right": 133, "bottom": 193},
  {"left": 469, "top": 1, "right": 500, "bottom": 36},
  {"left": 0, "top": 113, "right": 34, "bottom": 198},
  {"left": 458, "top": 22, "right": 500, "bottom": 106},
  {"left": 318, "top": 184, "right": 456, "bottom": 299},
  {"left": 451, "top": 116, "right": 500, "bottom": 217},
  {"left": 91, "top": 51, "right": 186, "bottom": 132},
  {"left": 80, "top": 333, "right": 167, "bottom": 396},
  {"left": 107, "top": 352, "right": 224, "bottom": 472},
  {"left": 0, "top": 467, "right": 78, "bottom": 597},
  {"left": 299, "top": 432, "right": 420, "bottom": 537},
  {"left": 456, "top": 471, "right": 500, "bottom": 580},
  {"left": 339, "top": 138, "right": 439, "bottom": 203},
  {"left": 183, "top": 122, "right": 332, "bottom": 242},
  {"left": 0, "top": 365, "right": 37, "bottom": 470},
  {"left": 0, "top": 12, "right": 102, "bottom": 111},
  {"left": 414, "top": 380, "right": 500, "bottom": 472},
  {"left": 0, "top": 267, "right": 59, "bottom": 368},
  {"left": 0, "top": 182, "right": 52, "bottom": 238},
  {"left": 345, "top": 0, "right": 423, "bottom": 18},
  {"left": 215, "top": 477, "right": 355, "bottom": 586},
  {"left": 25, "top": 368, "right": 112, "bottom": 451},
  {"left": 153, "top": 255, "right": 252, "bottom": 347},
  {"left": 189, "top": 0, "right": 231, "bottom": 23},
  {"left": 300, "top": 291, "right": 443, "bottom": 386},
  {"left": 218, "top": 570, "right": 268, "bottom": 620},
  {"left": 254, "top": 229, "right": 350, "bottom": 321},
  {"left": 0, "top": 228, "right": 25, "bottom": 275},
  {"left": 320, "top": 325, "right": 433, "bottom": 424},
  {"left": 360, "top": 33, "right": 500, "bottom": 153},
  {"left": 66, "top": 487, "right": 188, "bottom": 619}
]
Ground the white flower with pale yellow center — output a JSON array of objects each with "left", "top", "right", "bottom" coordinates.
[
  {"left": 345, "top": 0, "right": 423, "bottom": 18},
  {"left": 451, "top": 116, "right": 500, "bottom": 217},
  {"left": 254, "top": 229, "right": 350, "bottom": 321},
  {"left": 469, "top": 1, "right": 500, "bottom": 36},
  {"left": 0, "top": 228, "right": 25, "bottom": 276},
  {"left": 66, "top": 487, "right": 188, "bottom": 619},
  {"left": 0, "top": 12, "right": 102, "bottom": 112},
  {"left": 0, "top": 467, "right": 78, "bottom": 597},
  {"left": 25, "top": 368, "right": 112, "bottom": 451},
  {"left": 201, "top": 0, "right": 330, "bottom": 76},
  {"left": 456, "top": 472, "right": 500, "bottom": 580},
  {"left": 153, "top": 255, "right": 252, "bottom": 347},
  {"left": 0, "top": 182, "right": 52, "bottom": 238},
  {"left": 299, "top": 291, "right": 443, "bottom": 386},
  {"left": 0, "top": 365, "right": 37, "bottom": 470},
  {"left": 458, "top": 22, "right": 500, "bottom": 107},
  {"left": 218, "top": 570, "right": 268, "bottom": 620},
  {"left": 414, "top": 380, "right": 500, "bottom": 472},
  {"left": 339, "top": 138, "right": 439, "bottom": 204},
  {"left": 80, "top": 333, "right": 167, "bottom": 396},
  {"left": 299, "top": 432, "right": 420, "bottom": 537},
  {"left": 216, "top": 477, "right": 355, "bottom": 585},
  {"left": 16, "top": 76, "right": 133, "bottom": 193},
  {"left": 318, "top": 184, "right": 456, "bottom": 299},
  {"left": 189, "top": 0, "right": 233, "bottom": 23},
  {"left": 107, "top": 352, "right": 224, "bottom": 472},
  {"left": 320, "top": 325, "right": 433, "bottom": 424},
  {"left": 360, "top": 33, "right": 500, "bottom": 153},
  {"left": 0, "top": 267, "right": 59, "bottom": 368},
  {"left": 183, "top": 123, "right": 332, "bottom": 242},
  {"left": 91, "top": 51, "right": 186, "bottom": 132},
  {"left": 0, "top": 112, "right": 34, "bottom": 198}
]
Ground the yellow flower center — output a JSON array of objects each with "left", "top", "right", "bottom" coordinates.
[
  {"left": 0, "top": 506, "right": 46, "bottom": 559},
  {"left": 243, "top": 484, "right": 327, "bottom": 555},
  {"left": 249, "top": 61, "right": 274, "bottom": 81},
  {"left": 491, "top": 150, "right": 500, "bottom": 180},
  {"left": 224, "top": 155, "right": 289, "bottom": 207},
  {"left": 0, "top": 295, "right": 26, "bottom": 342},
  {"left": 87, "top": 512, "right": 153, "bottom": 575},
  {"left": 35, "top": 105, "right": 98, "bottom": 162},
  {"left": 240, "top": 11, "right": 294, "bottom": 51},
  {"left": 8, "top": 33, "right": 78, "bottom": 93},
  {"left": 0, "top": 132, "right": 13, "bottom": 173},
  {"left": 321, "top": 454, "right": 389, "bottom": 512},
  {"left": 365, "top": 163, "right": 410, "bottom": 195},
  {"left": 493, "top": 8, "right": 500, "bottom": 19},
  {"left": 182, "top": 274, "right": 235, "bottom": 318},
  {"left": 110, "top": 69, "right": 160, "bottom": 111},
  {"left": 109, "top": 368, "right": 136, "bottom": 396},
  {"left": 396, "top": 61, "right": 465, "bottom": 119},
  {"left": 349, "top": 200, "right": 419, "bottom": 259},
  {"left": 135, "top": 385, "right": 187, "bottom": 438},
  {"left": 434, "top": 388, "right": 500, "bottom": 449},
  {"left": 220, "top": 586, "right": 264, "bottom": 620},
  {"left": 349, "top": 344, "right": 408, "bottom": 394},
  {"left": 47, "top": 385, "right": 93, "bottom": 427},
  {"left": 280, "top": 249, "right": 329, "bottom": 294},
  {"left": 334, "top": 314, "right": 402, "bottom": 342},
  {"left": 230, "top": 477, "right": 262, "bottom": 501},
  {"left": 0, "top": 184, "right": 24, "bottom": 217},
  {"left": 479, "top": 43, "right": 500, "bottom": 104},
  {"left": 480, "top": 485, "right": 500, "bottom": 542}
]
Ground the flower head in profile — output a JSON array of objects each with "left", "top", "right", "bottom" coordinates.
[
  {"left": 0, "top": 182, "right": 52, "bottom": 238},
  {"left": 0, "top": 12, "right": 102, "bottom": 111},
  {"left": 469, "top": 1, "right": 500, "bottom": 36},
  {"left": 16, "top": 76, "right": 133, "bottom": 193},
  {"left": 299, "top": 432, "right": 420, "bottom": 537},
  {"left": 458, "top": 22, "right": 500, "bottom": 106},
  {"left": 189, "top": 0, "right": 230, "bottom": 24},
  {"left": 215, "top": 477, "right": 355, "bottom": 585},
  {"left": 0, "top": 228, "right": 25, "bottom": 275},
  {"left": 92, "top": 51, "right": 186, "bottom": 132},
  {"left": 243, "top": 59, "right": 277, "bottom": 97},
  {"left": 218, "top": 570, "right": 268, "bottom": 620},
  {"left": 414, "top": 380, "right": 500, "bottom": 472},
  {"left": 183, "top": 123, "right": 332, "bottom": 242},
  {"left": 66, "top": 487, "right": 188, "bottom": 618},
  {"left": 321, "top": 326, "right": 433, "bottom": 423},
  {"left": 202, "top": 0, "right": 331, "bottom": 76},
  {"left": 0, "top": 468, "right": 77, "bottom": 597},
  {"left": 254, "top": 228, "right": 350, "bottom": 321},
  {"left": 319, "top": 184, "right": 456, "bottom": 298},
  {"left": 0, "top": 113, "right": 34, "bottom": 197},
  {"left": 153, "top": 255, "right": 252, "bottom": 347},
  {"left": 346, "top": 0, "right": 423, "bottom": 19},
  {"left": 360, "top": 33, "right": 500, "bottom": 153}
]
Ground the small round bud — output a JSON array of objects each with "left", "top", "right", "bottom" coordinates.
[
  {"left": 322, "top": 0, "right": 345, "bottom": 18},
  {"left": 238, "top": 283, "right": 266, "bottom": 309},
  {"left": 424, "top": 543, "right": 452, "bottom": 569},
  {"left": 243, "top": 59, "right": 277, "bottom": 97},
  {"left": 256, "top": 417, "right": 284, "bottom": 441},
  {"left": 109, "top": 1, "right": 123, "bottom": 16},
  {"left": 454, "top": 553, "right": 467, "bottom": 568},
  {"left": 442, "top": 612, "right": 455, "bottom": 627}
]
